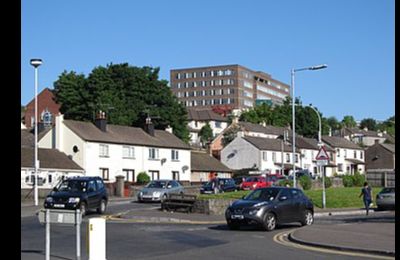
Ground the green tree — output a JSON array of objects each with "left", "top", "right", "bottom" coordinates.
[
  {"left": 360, "top": 118, "right": 377, "bottom": 131},
  {"left": 199, "top": 123, "right": 213, "bottom": 146},
  {"left": 222, "top": 124, "right": 241, "bottom": 147},
  {"left": 325, "top": 116, "right": 341, "bottom": 131},
  {"left": 377, "top": 115, "right": 395, "bottom": 136},
  {"left": 239, "top": 103, "right": 274, "bottom": 124},
  {"left": 341, "top": 115, "right": 357, "bottom": 128},
  {"left": 53, "top": 63, "right": 190, "bottom": 142}
]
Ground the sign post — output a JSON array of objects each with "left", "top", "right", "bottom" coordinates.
[{"left": 316, "top": 146, "right": 330, "bottom": 209}]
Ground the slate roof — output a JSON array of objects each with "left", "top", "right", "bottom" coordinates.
[
  {"left": 322, "top": 136, "right": 363, "bottom": 150},
  {"left": 21, "top": 147, "right": 83, "bottom": 171},
  {"left": 64, "top": 120, "right": 191, "bottom": 150},
  {"left": 21, "top": 129, "right": 34, "bottom": 148},
  {"left": 243, "top": 136, "right": 299, "bottom": 152},
  {"left": 187, "top": 108, "right": 228, "bottom": 122},
  {"left": 381, "top": 143, "right": 395, "bottom": 154},
  {"left": 345, "top": 127, "right": 382, "bottom": 137},
  {"left": 294, "top": 136, "right": 336, "bottom": 152},
  {"left": 191, "top": 151, "right": 232, "bottom": 172},
  {"left": 238, "top": 122, "right": 288, "bottom": 136}
]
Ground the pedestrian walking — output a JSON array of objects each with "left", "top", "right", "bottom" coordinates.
[
  {"left": 211, "top": 173, "right": 220, "bottom": 194},
  {"left": 359, "top": 182, "right": 373, "bottom": 215}
]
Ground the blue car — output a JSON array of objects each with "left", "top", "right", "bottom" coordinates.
[{"left": 200, "top": 178, "right": 237, "bottom": 194}]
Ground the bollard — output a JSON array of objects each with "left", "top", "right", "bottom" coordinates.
[{"left": 88, "top": 218, "right": 107, "bottom": 260}]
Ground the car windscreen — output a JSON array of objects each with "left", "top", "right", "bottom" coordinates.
[
  {"left": 243, "top": 188, "right": 280, "bottom": 201},
  {"left": 57, "top": 180, "right": 87, "bottom": 192},
  {"left": 245, "top": 177, "right": 259, "bottom": 182},
  {"left": 146, "top": 181, "right": 167, "bottom": 189}
]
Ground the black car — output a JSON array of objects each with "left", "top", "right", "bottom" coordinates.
[
  {"left": 200, "top": 178, "right": 237, "bottom": 194},
  {"left": 225, "top": 187, "right": 314, "bottom": 231},
  {"left": 44, "top": 176, "right": 108, "bottom": 216},
  {"left": 233, "top": 176, "right": 247, "bottom": 190}
]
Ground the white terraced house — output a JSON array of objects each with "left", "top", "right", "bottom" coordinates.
[{"left": 38, "top": 113, "right": 192, "bottom": 184}]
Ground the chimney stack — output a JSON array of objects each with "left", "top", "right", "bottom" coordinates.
[
  {"left": 374, "top": 139, "right": 380, "bottom": 145},
  {"left": 95, "top": 110, "right": 107, "bottom": 132},
  {"left": 144, "top": 116, "right": 155, "bottom": 136}
]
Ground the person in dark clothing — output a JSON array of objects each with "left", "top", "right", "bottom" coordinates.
[
  {"left": 359, "top": 182, "right": 373, "bottom": 215},
  {"left": 211, "top": 173, "right": 220, "bottom": 194}
]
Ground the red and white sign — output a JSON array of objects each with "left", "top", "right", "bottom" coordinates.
[{"left": 316, "top": 146, "right": 330, "bottom": 161}]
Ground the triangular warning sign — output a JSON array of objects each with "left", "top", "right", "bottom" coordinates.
[{"left": 316, "top": 146, "right": 330, "bottom": 160}]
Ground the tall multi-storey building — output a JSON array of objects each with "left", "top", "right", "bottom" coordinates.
[{"left": 170, "top": 64, "right": 290, "bottom": 110}]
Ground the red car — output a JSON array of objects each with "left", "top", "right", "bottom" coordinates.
[{"left": 241, "top": 176, "right": 274, "bottom": 190}]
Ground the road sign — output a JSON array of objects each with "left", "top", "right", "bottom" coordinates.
[
  {"left": 38, "top": 209, "right": 81, "bottom": 225},
  {"left": 316, "top": 146, "right": 330, "bottom": 161},
  {"left": 316, "top": 160, "right": 328, "bottom": 166}
]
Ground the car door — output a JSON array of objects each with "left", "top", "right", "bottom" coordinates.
[
  {"left": 86, "top": 180, "right": 99, "bottom": 209},
  {"left": 274, "top": 189, "right": 296, "bottom": 223}
]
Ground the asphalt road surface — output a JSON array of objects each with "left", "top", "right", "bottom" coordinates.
[{"left": 21, "top": 201, "right": 394, "bottom": 260}]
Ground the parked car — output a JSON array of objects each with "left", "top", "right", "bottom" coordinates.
[
  {"left": 241, "top": 176, "right": 273, "bottom": 190},
  {"left": 137, "top": 180, "right": 184, "bottom": 202},
  {"left": 233, "top": 176, "right": 247, "bottom": 190},
  {"left": 43, "top": 176, "right": 108, "bottom": 216},
  {"left": 289, "top": 169, "right": 314, "bottom": 180},
  {"left": 200, "top": 178, "right": 237, "bottom": 194},
  {"left": 225, "top": 187, "right": 314, "bottom": 231},
  {"left": 376, "top": 187, "right": 395, "bottom": 210}
]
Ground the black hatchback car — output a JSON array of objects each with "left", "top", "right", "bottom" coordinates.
[
  {"left": 225, "top": 187, "right": 314, "bottom": 231},
  {"left": 200, "top": 178, "right": 237, "bottom": 194},
  {"left": 44, "top": 176, "right": 108, "bottom": 216}
]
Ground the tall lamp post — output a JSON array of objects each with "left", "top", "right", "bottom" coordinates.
[
  {"left": 30, "top": 58, "right": 43, "bottom": 206},
  {"left": 291, "top": 64, "right": 327, "bottom": 188}
]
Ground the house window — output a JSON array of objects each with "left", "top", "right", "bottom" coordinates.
[
  {"left": 100, "top": 168, "right": 109, "bottom": 181},
  {"left": 48, "top": 174, "right": 53, "bottom": 184},
  {"left": 354, "top": 150, "right": 357, "bottom": 159},
  {"left": 215, "top": 121, "right": 221, "bottom": 128},
  {"left": 344, "top": 149, "right": 347, "bottom": 158},
  {"left": 360, "top": 151, "right": 363, "bottom": 159},
  {"left": 286, "top": 153, "right": 290, "bottom": 163},
  {"left": 171, "top": 150, "right": 179, "bottom": 161},
  {"left": 149, "top": 148, "right": 159, "bottom": 160},
  {"left": 272, "top": 152, "right": 276, "bottom": 162},
  {"left": 149, "top": 170, "right": 160, "bottom": 180},
  {"left": 172, "top": 171, "right": 180, "bottom": 181},
  {"left": 99, "top": 144, "right": 109, "bottom": 157},
  {"left": 336, "top": 149, "right": 340, "bottom": 157},
  {"left": 338, "top": 164, "right": 343, "bottom": 172},
  {"left": 295, "top": 154, "right": 299, "bottom": 163},
  {"left": 122, "top": 146, "right": 135, "bottom": 158},
  {"left": 263, "top": 151, "right": 268, "bottom": 161},
  {"left": 123, "top": 169, "right": 135, "bottom": 182}
]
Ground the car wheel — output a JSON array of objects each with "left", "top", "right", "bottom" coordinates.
[
  {"left": 228, "top": 222, "right": 240, "bottom": 230},
  {"left": 97, "top": 199, "right": 107, "bottom": 214},
  {"left": 80, "top": 202, "right": 87, "bottom": 217},
  {"left": 300, "top": 210, "right": 314, "bottom": 226},
  {"left": 262, "top": 212, "right": 276, "bottom": 231}
]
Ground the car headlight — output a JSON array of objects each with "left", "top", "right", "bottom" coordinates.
[
  {"left": 153, "top": 191, "right": 161, "bottom": 197},
  {"left": 138, "top": 191, "right": 143, "bottom": 197},
  {"left": 248, "top": 208, "right": 261, "bottom": 216},
  {"left": 45, "top": 197, "right": 53, "bottom": 203},
  {"left": 68, "top": 197, "right": 80, "bottom": 204}
]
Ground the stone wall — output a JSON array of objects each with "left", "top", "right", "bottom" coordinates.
[
  {"left": 310, "top": 177, "right": 343, "bottom": 189},
  {"left": 193, "top": 199, "right": 236, "bottom": 215}
]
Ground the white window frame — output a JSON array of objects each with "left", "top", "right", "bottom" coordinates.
[
  {"left": 262, "top": 151, "right": 268, "bottom": 161},
  {"left": 122, "top": 146, "right": 135, "bottom": 159},
  {"left": 149, "top": 148, "right": 159, "bottom": 160},
  {"left": 171, "top": 150, "right": 179, "bottom": 161},
  {"left": 99, "top": 144, "right": 109, "bottom": 157}
]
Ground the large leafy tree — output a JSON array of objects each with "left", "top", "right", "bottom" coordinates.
[
  {"left": 53, "top": 63, "right": 190, "bottom": 142},
  {"left": 199, "top": 123, "right": 213, "bottom": 147},
  {"left": 341, "top": 115, "right": 357, "bottom": 128},
  {"left": 359, "top": 118, "right": 377, "bottom": 131},
  {"left": 377, "top": 115, "right": 395, "bottom": 136}
]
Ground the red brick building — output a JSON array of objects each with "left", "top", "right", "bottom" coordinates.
[{"left": 24, "top": 88, "right": 61, "bottom": 128}]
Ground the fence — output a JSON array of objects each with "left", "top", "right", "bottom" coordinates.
[{"left": 366, "top": 171, "right": 395, "bottom": 187}]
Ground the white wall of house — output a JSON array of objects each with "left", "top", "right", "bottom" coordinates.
[
  {"left": 241, "top": 131, "right": 280, "bottom": 139},
  {"left": 188, "top": 120, "right": 228, "bottom": 144},
  {"left": 332, "top": 147, "right": 365, "bottom": 175},
  {"left": 299, "top": 148, "right": 319, "bottom": 175},
  {"left": 221, "top": 137, "right": 301, "bottom": 172},
  {"left": 221, "top": 137, "right": 260, "bottom": 170},
  {"left": 21, "top": 168, "right": 84, "bottom": 189}
]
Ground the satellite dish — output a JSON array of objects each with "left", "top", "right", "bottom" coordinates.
[
  {"left": 182, "top": 165, "right": 189, "bottom": 171},
  {"left": 73, "top": 145, "right": 79, "bottom": 153}
]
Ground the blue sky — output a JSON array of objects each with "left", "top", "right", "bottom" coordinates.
[{"left": 21, "top": 0, "right": 394, "bottom": 122}]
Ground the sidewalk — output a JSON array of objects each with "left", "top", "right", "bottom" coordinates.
[{"left": 289, "top": 221, "right": 395, "bottom": 257}]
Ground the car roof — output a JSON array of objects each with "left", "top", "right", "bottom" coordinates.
[{"left": 66, "top": 176, "right": 101, "bottom": 181}]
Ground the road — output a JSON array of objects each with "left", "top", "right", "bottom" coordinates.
[{"left": 21, "top": 200, "right": 395, "bottom": 260}]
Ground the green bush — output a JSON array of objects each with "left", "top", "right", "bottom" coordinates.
[
  {"left": 299, "top": 175, "right": 312, "bottom": 190},
  {"left": 342, "top": 175, "right": 354, "bottom": 187},
  {"left": 322, "top": 177, "right": 332, "bottom": 188},
  {"left": 352, "top": 172, "right": 365, "bottom": 187},
  {"left": 136, "top": 172, "right": 150, "bottom": 185},
  {"left": 276, "top": 179, "right": 293, "bottom": 187}
]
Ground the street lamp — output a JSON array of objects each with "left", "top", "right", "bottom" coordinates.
[
  {"left": 30, "top": 58, "right": 43, "bottom": 206},
  {"left": 291, "top": 64, "right": 327, "bottom": 188}
]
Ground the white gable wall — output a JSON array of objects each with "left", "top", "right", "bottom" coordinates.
[{"left": 221, "top": 137, "right": 260, "bottom": 170}]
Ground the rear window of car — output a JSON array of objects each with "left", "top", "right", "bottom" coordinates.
[{"left": 380, "top": 188, "right": 395, "bottom": 194}]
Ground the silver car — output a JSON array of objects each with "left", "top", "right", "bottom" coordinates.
[
  {"left": 376, "top": 187, "right": 395, "bottom": 210},
  {"left": 137, "top": 180, "right": 185, "bottom": 202}
]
